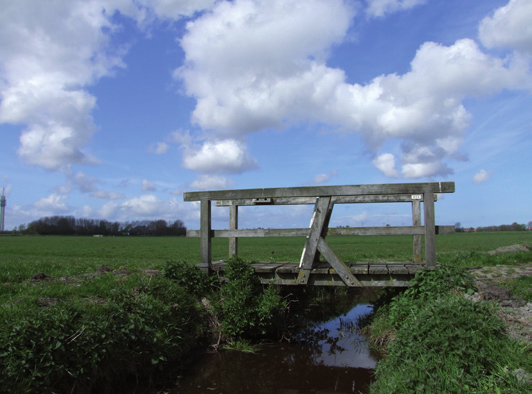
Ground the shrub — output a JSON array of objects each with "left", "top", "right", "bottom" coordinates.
[
  {"left": 219, "top": 256, "right": 285, "bottom": 340},
  {"left": 0, "top": 277, "right": 199, "bottom": 393},
  {"left": 371, "top": 295, "right": 528, "bottom": 393},
  {"left": 163, "top": 260, "right": 215, "bottom": 296}
]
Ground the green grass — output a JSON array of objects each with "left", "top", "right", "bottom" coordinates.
[{"left": 1, "top": 232, "right": 531, "bottom": 284}]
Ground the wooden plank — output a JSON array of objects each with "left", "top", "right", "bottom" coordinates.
[
  {"left": 317, "top": 238, "right": 362, "bottom": 287},
  {"left": 184, "top": 182, "right": 455, "bottom": 201},
  {"left": 388, "top": 264, "right": 409, "bottom": 275},
  {"left": 297, "top": 197, "right": 332, "bottom": 284},
  {"left": 328, "top": 226, "right": 426, "bottom": 236},
  {"left": 412, "top": 199, "right": 422, "bottom": 264},
  {"left": 350, "top": 263, "right": 369, "bottom": 275},
  {"left": 424, "top": 192, "right": 436, "bottom": 267},
  {"left": 368, "top": 264, "right": 389, "bottom": 275},
  {"left": 229, "top": 204, "right": 238, "bottom": 257},
  {"left": 200, "top": 199, "right": 212, "bottom": 273},
  {"left": 435, "top": 225, "right": 455, "bottom": 234},
  {"left": 215, "top": 194, "right": 438, "bottom": 206}
]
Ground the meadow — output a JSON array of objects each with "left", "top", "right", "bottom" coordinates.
[{"left": 1, "top": 231, "right": 531, "bottom": 283}]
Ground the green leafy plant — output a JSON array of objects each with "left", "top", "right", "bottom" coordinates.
[
  {"left": 163, "top": 260, "right": 216, "bottom": 296},
  {"left": 219, "top": 256, "right": 285, "bottom": 339}
]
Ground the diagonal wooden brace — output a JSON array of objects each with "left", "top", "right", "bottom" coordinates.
[
  {"left": 318, "top": 238, "right": 362, "bottom": 287},
  {"left": 297, "top": 197, "right": 332, "bottom": 284}
]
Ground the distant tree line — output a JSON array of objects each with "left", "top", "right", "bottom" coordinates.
[
  {"left": 19, "top": 216, "right": 186, "bottom": 236},
  {"left": 455, "top": 222, "right": 529, "bottom": 233}
]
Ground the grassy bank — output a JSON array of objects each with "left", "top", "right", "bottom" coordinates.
[{"left": 360, "top": 266, "right": 532, "bottom": 393}]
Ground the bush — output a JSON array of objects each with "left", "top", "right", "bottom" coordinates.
[
  {"left": 219, "top": 256, "right": 285, "bottom": 340},
  {"left": 371, "top": 295, "right": 528, "bottom": 393},
  {"left": 0, "top": 276, "right": 199, "bottom": 393},
  {"left": 163, "top": 260, "right": 215, "bottom": 296}
]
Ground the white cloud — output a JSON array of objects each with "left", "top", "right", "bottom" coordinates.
[
  {"left": 177, "top": 0, "right": 531, "bottom": 179},
  {"left": 150, "top": 142, "right": 169, "bottom": 154},
  {"left": 473, "top": 169, "right": 493, "bottom": 184},
  {"left": 373, "top": 153, "right": 398, "bottom": 178},
  {"left": 311, "top": 169, "right": 338, "bottom": 185},
  {"left": 33, "top": 193, "right": 70, "bottom": 213},
  {"left": 189, "top": 175, "right": 235, "bottom": 190},
  {"left": 479, "top": 0, "right": 532, "bottom": 55},
  {"left": 142, "top": 179, "right": 156, "bottom": 191},
  {"left": 366, "top": 0, "right": 426, "bottom": 18},
  {"left": 182, "top": 139, "right": 258, "bottom": 174}
]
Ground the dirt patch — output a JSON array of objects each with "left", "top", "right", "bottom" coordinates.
[{"left": 466, "top": 263, "right": 532, "bottom": 344}]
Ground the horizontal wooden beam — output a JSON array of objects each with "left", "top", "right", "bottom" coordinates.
[
  {"left": 184, "top": 182, "right": 455, "bottom": 201},
  {"left": 215, "top": 194, "right": 438, "bottom": 206},
  {"left": 187, "top": 225, "right": 454, "bottom": 238}
]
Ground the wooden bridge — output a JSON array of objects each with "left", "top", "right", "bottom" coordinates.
[{"left": 183, "top": 182, "right": 455, "bottom": 287}]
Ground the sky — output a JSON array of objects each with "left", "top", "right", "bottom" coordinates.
[{"left": 1, "top": 0, "right": 531, "bottom": 232}]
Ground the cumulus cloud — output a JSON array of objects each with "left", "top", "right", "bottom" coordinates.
[
  {"left": 0, "top": 0, "right": 217, "bottom": 172},
  {"left": 176, "top": 0, "right": 531, "bottom": 178},
  {"left": 311, "top": 169, "right": 338, "bottom": 185},
  {"left": 33, "top": 193, "right": 70, "bottom": 213},
  {"left": 182, "top": 139, "right": 258, "bottom": 174},
  {"left": 189, "top": 175, "right": 235, "bottom": 190},
  {"left": 473, "top": 169, "right": 493, "bottom": 184},
  {"left": 373, "top": 153, "right": 398, "bottom": 178},
  {"left": 366, "top": 0, "right": 426, "bottom": 18},
  {"left": 142, "top": 179, "right": 156, "bottom": 191},
  {"left": 479, "top": 0, "right": 532, "bottom": 55},
  {"left": 149, "top": 142, "right": 169, "bottom": 154}
]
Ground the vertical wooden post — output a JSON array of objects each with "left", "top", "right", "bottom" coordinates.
[
  {"left": 200, "top": 199, "right": 212, "bottom": 275},
  {"left": 423, "top": 192, "right": 436, "bottom": 267},
  {"left": 412, "top": 199, "right": 422, "bottom": 264},
  {"left": 229, "top": 204, "right": 238, "bottom": 257}
]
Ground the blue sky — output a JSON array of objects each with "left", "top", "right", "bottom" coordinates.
[{"left": 0, "top": 0, "right": 531, "bottom": 232}]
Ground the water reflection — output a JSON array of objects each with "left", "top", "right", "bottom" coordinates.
[{"left": 170, "top": 293, "right": 379, "bottom": 394}]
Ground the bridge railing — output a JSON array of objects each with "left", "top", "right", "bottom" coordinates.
[{"left": 183, "top": 182, "right": 455, "bottom": 286}]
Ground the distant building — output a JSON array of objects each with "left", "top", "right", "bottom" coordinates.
[{"left": 0, "top": 188, "right": 6, "bottom": 232}]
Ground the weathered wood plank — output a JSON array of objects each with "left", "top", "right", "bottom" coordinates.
[
  {"left": 200, "top": 199, "right": 212, "bottom": 274},
  {"left": 368, "top": 264, "right": 389, "bottom": 274},
  {"left": 317, "top": 238, "right": 362, "bottom": 287},
  {"left": 229, "top": 204, "right": 238, "bottom": 257},
  {"left": 298, "top": 197, "right": 332, "bottom": 284},
  {"left": 215, "top": 194, "right": 438, "bottom": 206},
  {"left": 412, "top": 199, "right": 422, "bottom": 264},
  {"left": 424, "top": 192, "right": 436, "bottom": 267},
  {"left": 184, "top": 182, "right": 455, "bottom": 201}
]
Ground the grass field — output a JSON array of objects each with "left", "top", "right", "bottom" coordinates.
[{"left": 1, "top": 231, "right": 531, "bottom": 284}]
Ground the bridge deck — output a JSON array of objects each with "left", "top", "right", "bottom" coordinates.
[{"left": 197, "top": 261, "right": 432, "bottom": 287}]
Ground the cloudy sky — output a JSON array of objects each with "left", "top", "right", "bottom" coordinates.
[{"left": 1, "top": 0, "right": 531, "bottom": 231}]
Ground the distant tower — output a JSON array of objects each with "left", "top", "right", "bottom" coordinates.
[{"left": 0, "top": 188, "right": 6, "bottom": 232}]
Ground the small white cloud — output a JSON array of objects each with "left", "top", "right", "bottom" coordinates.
[
  {"left": 366, "top": 0, "right": 426, "bottom": 18},
  {"left": 189, "top": 175, "right": 235, "bottom": 190},
  {"left": 149, "top": 142, "right": 169, "bottom": 154},
  {"left": 311, "top": 169, "right": 338, "bottom": 185},
  {"left": 182, "top": 139, "right": 258, "bottom": 174},
  {"left": 142, "top": 179, "right": 156, "bottom": 191},
  {"left": 373, "top": 153, "right": 399, "bottom": 178},
  {"left": 473, "top": 169, "right": 493, "bottom": 184},
  {"left": 33, "top": 193, "right": 69, "bottom": 213}
]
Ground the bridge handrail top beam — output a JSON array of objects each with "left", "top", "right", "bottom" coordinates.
[
  {"left": 183, "top": 182, "right": 455, "bottom": 201},
  {"left": 214, "top": 193, "right": 438, "bottom": 206}
]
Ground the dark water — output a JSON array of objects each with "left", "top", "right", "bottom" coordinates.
[{"left": 169, "top": 292, "right": 380, "bottom": 394}]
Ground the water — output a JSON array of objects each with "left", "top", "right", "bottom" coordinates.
[{"left": 168, "top": 290, "right": 380, "bottom": 394}]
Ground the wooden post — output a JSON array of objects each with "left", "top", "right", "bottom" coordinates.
[
  {"left": 423, "top": 192, "right": 436, "bottom": 267},
  {"left": 229, "top": 204, "right": 238, "bottom": 257},
  {"left": 200, "top": 199, "right": 212, "bottom": 275},
  {"left": 412, "top": 199, "right": 422, "bottom": 264}
]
